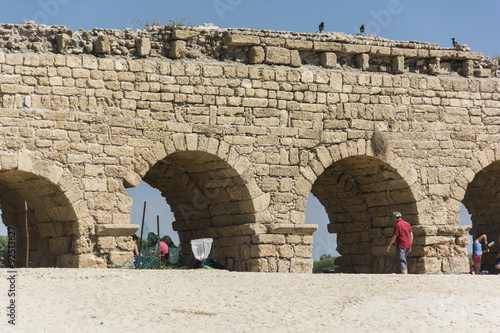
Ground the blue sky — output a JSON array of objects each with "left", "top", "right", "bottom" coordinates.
[{"left": 0, "top": 0, "right": 485, "bottom": 257}]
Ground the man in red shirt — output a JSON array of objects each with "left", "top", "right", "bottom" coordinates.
[{"left": 387, "top": 211, "right": 413, "bottom": 274}]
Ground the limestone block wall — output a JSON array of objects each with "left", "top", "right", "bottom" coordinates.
[{"left": 0, "top": 22, "right": 498, "bottom": 273}]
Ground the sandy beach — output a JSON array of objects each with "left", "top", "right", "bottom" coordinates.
[{"left": 1, "top": 268, "right": 499, "bottom": 332}]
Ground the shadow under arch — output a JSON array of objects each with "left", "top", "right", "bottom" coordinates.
[
  {"left": 311, "top": 155, "right": 418, "bottom": 273},
  {"left": 0, "top": 170, "right": 77, "bottom": 268},
  {"left": 141, "top": 150, "right": 257, "bottom": 271},
  {"left": 462, "top": 160, "right": 500, "bottom": 270}
]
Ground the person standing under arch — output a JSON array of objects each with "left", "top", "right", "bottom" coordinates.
[
  {"left": 387, "top": 212, "right": 413, "bottom": 274},
  {"left": 472, "top": 234, "right": 489, "bottom": 275}
]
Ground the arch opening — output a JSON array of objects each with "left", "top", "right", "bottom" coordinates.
[
  {"left": 127, "top": 181, "right": 178, "bottom": 249},
  {"left": 0, "top": 170, "right": 77, "bottom": 268},
  {"left": 462, "top": 161, "right": 500, "bottom": 272},
  {"left": 140, "top": 151, "right": 256, "bottom": 271},
  {"left": 311, "top": 156, "right": 417, "bottom": 273},
  {"left": 306, "top": 193, "right": 338, "bottom": 272}
]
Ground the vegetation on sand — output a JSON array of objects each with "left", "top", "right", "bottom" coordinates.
[{"left": 313, "top": 254, "right": 338, "bottom": 272}]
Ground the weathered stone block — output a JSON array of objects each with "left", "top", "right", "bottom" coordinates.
[
  {"left": 320, "top": 52, "right": 337, "bottom": 69},
  {"left": 392, "top": 56, "right": 404, "bottom": 74},
  {"left": 95, "top": 224, "right": 139, "bottom": 236},
  {"left": 251, "top": 244, "right": 276, "bottom": 257},
  {"left": 74, "top": 238, "right": 93, "bottom": 255},
  {"left": 392, "top": 48, "right": 418, "bottom": 57},
  {"left": 169, "top": 40, "right": 186, "bottom": 59},
  {"left": 135, "top": 38, "right": 151, "bottom": 57},
  {"left": 294, "top": 245, "right": 312, "bottom": 257},
  {"left": 285, "top": 40, "right": 313, "bottom": 50},
  {"left": 290, "top": 258, "right": 313, "bottom": 273},
  {"left": 97, "top": 236, "right": 116, "bottom": 250},
  {"left": 474, "top": 68, "right": 491, "bottom": 78},
  {"left": 461, "top": 60, "right": 473, "bottom": 77},
  {"left": 416, "top": 257, "right": 442, "bottom": 274},
  {"left": 93, "top": 35, "right": 111, "bottom": 54},
  {"left": 5, "top": 54, "right": 23, "bottom": 65},
  {"left": 313, "top": 41, "right": 342, "bottom": 52},
  {"left": 265, "top": 47, "right": 290, "bottom": 65},
  {"left": 252, "top": 234, "right": 286, "bottom": 244},
  {"left": 56, "top": 33, "right": 70, "bottom": 53},
  {"left": 342, "top": 44, "right": 370, "bottom": 54},
  {"left": 442, "top": 256, "right": 469, "bottom": 274},
  {"left": 203, "top": 65, "right": 224, "bottom": 77},
  {"left": 290, "top": 50, "right": 301, "bottom": 67},
  {"left": 73, "top": 254, "right": 107, "bottom": 268},
  {"left": 249, "top": 46, "right": 265, "bottom": 64},
  {"left": 172, "top": 30, "right": 199, "bottom": 40},
  {"left": 370, "top": 46, "right": 391, "bottom": 56},
  {"left": 224, "top": 35, "right": 260, "bottom": 46},
  {"left": 355, "top": 53, "right": 369, "bottom": 70},
  {"left": 429, "top": 58, "right": 441, "bottom": 75},
  {"left": 247, "top": 258, "right": 268, "bottom": 272}
]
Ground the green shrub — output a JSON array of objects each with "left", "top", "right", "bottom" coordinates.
[
  {"left": 0, "top": 235, "right": 7, "bottom": 267},
  {"left": 313, "top": 254, "right": 338, "bottom": 272}
]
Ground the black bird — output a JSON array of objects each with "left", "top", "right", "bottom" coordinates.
[
  {"left": 360, "top": 25, "right": 365, "bottom": 34},
  {"left": 451, "top": 38, "right": 458, "bottom": 48},
  {"left": 319, "top": 22, "right": 324, "bottom": 32}
]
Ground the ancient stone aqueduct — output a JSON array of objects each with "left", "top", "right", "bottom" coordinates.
[{"left": 0, "top": 22, "right": 499, "bottom": 274}]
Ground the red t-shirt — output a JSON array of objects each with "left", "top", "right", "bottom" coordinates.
[{"left": 393, "top": 219, "right": 412, "bottom": 249}]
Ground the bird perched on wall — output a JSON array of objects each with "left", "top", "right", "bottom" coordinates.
[
  {"left": 360, "top": 25, "right": 365, "bottom": 34},
  {"left": 319, "top": 22, "right": 324, "bottom": 32},
  {"left": 451, "top": 37, "right": 471, "bottom": 52}
]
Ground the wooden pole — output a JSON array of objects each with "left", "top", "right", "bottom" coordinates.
[
  {"left": 138, "top": 201, "right": 146, "bottom": 254},
  {"left": 157, "top": 215, "right": 160, "bottom": 238},
  {"left": 25, "top": 201, "right": 29, "bottom": 268},
  {"left": 157, "top": 215, "right": 161, "bottom": 267}
]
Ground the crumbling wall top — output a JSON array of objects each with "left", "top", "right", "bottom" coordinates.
[{"left": 0, "top": 22, "right": 497, "bottom": 78}]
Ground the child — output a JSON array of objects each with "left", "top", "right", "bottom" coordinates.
[{"left": 472, "top": 234, "right": 489, "bottom": 274}]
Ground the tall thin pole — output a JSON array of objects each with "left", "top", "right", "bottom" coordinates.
[
  {"left": 138, "top": 201, "right": 146, "bottom": 254},
  {"left": 25, "top": 201, "right": 29, "bottom": 268},
  {"left": 157, "top": 215, "right": 160, "bottom": 267}
]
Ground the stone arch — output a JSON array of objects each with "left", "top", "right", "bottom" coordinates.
[
  {"left": 300, "top": 143, "right": 419, "bottom": 273},
  {"left": 458, "top": 146, "right": 500, "bottom": 270},
  {"left": 129, "top": 134, "right": 266, "bottom": 271},
  {"left": 0, "top": 150, "right": 86, "bottom": 268}
]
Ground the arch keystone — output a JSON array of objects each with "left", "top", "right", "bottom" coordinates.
[
  {"left": 172, "top": 133, "right": 186, "bottom": 151},
  {"left": 18, "top": 149, "right": 33, "bottom": 173},
  {"left": 207, "top": 137, "right": 219, "bottom": 155},
  {"left": 185, "top": 133, "right": 198, "bottom": 150}
]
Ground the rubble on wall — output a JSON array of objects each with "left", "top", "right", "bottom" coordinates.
[{"left": 0, "top": 21, "right": 497, "bottom": 78}]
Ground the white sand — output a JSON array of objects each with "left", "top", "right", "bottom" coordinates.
[{"left": 1, "top": 268, "right": 499, "bottom": 332}]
